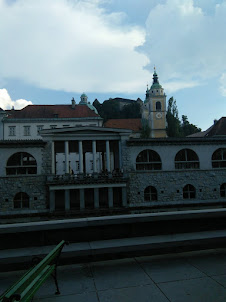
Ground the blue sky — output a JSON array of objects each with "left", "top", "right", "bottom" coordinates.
[{"left": 0, "top": 0, "right": 226, "bottom": 130}]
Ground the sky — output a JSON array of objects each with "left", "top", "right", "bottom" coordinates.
[{"left": 0, "top": 0, "right": 226, "bottom": 131}]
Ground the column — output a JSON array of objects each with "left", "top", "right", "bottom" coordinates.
[
  {"left": 118, "top": 140, "right": 122, "bottom": 170},
  {"left": 51, "top": 141, "right": 55, "bottom": 174},
  {"left": 122, "top": 187, "right": 127, "bottom": 207},
  {"left": 79, "top": 141, "right": 84, "bottom": 173},
  {"left": 106, "top": 140, "right": 110, "bottom": 172},
  {"left": 65, "top": 189, "right": 70, "bottom": 211},
  {"left": 92, "top": 140, "right": 97, "bottom": 173},
  {"left": 65, "top": 141, "right": 69, "bottom": 174},
  {"left": 94, "top": 188, "right": 99, "bottom": 209},
  {"left": 108, "top": 187, "right": 113, "bottom": 208},
  {"left": 49, "top": 190, "right": 55, "bottom": 212},
  {"left": 80, "top": 189, "right": 85, "bottom": 209}
]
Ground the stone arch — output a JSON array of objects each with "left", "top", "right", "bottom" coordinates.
[
  {"left": 212, "top": 148, "right": 226, "bottom": 168},
  {"left": 136, "top": 149, "right": 162, "bottom": 170},
  {"left": 13, "top": 192, "right": 29, "bottom": 208},
  {"left": 6, "top": 152, "right": 37, "bottom": 175},
  {"left": 175, "top": 149, "right": 199, "bottom": 169},
  {"left": 144, "top": 186, "right": 157, "bottom": 201},
  {"left": 183, "top": 184, "right": 196, "bottom": 199}
]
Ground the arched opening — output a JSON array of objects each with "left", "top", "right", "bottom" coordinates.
[
  {"left": 136, "top": 150, "right": 162, "bottom": 170},
  {"left": 212, "top": 148, "right": 226, "bottom": 168},
  {"left": 183, "top": 184, "right": 196, "bottom": 199},
  {"left": 6, "top": 152, "right": 37, "bottom": 175},
  {"left": 156, "top": 101, "right": 161, "bottom": 111},
  {"left": 14, "top": 192, "right": 29, "bottom": 208},
  {"left": 175, "top": 149, "right": 199, "bottom": 169},
  {"left": 144, "top": 186, "right": 157, "bottom": 201}
]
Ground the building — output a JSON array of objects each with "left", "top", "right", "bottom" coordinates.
[
  {"left": 1, "top": 89, "right": 226, "bottom": 218},
  {"left": 0, "top": 95, "right": 102, "bottom": 140},
  {"left": 142, "top": 68, "right": 167, "bottom": 138}
]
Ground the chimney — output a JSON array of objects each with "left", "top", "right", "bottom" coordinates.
[
  {"left": 214, "top": 119, "right": 218, "bottom": 125},
  {"left": 71, "top": 97, "right": 76, "bottom": 109}
]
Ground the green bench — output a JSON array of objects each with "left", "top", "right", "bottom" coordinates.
[{"left": 0, "top": 240, "right": 68, "bottom": 302}]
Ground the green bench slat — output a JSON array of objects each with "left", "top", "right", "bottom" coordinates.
[{"left": 0, "top": 240, "right": 66, "bottom": 302}]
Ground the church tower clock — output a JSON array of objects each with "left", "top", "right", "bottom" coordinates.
[{"left": 142, "top": 68, "right": 167, "bottom": 138}]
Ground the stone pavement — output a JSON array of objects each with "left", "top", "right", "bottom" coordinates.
[{"left": 1, "top": 248, "right": 226, "bottom": 302}]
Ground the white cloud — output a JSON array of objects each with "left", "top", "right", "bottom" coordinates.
[
  {"left": 138, "top": 0, "right": 226, "bottom": 94},
  {"left": 0, "top": 0, "right": 150, "bottom": 94},
  {"left": 0, "top": 88, "right": 32, "bottom": 109}
]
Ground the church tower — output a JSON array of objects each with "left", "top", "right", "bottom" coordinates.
[{"left": 142, "top": 68, "right": 167, "bottom": 138}]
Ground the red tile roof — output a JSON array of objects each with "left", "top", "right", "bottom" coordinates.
[
  {"left": 6, "top": 105, "right": 99, "bottom": 119},
  {"left": 104, "top": 119, "right": 142, "bottom": 131}
]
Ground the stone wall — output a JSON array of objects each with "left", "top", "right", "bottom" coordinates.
[
  {"left": 128, "top": 169, "right": 226, "bottom": 206},
  {"left": 0, "top": 175, "right": 47, "bottom": 214}
]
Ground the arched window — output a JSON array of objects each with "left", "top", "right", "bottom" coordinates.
[
  {"left": 156, "top": 101, "right": 161, "bottom": 111},
  {"left": 144, "top": 186, "right": 157, "bottom": 201},
  {"left": 175, "top": 149, "right": 199, "bottom": 169},
  {"left": 136, "top": 150, "right": 162, "bottom": 170},
  {"left": 220, "top": 183, "right": 226, "bottom": 197},
  {"left": 14, "top": 192, "right": 29, "bottom": 208},
  {"left": 6, "top": 152, "right": 37, "bottom": 175},
  {"left": 183, "top": 184, "right": 196, "bottom": 199},
  {"left": 212, "top": 148, "right": 226, "bottom": 168}
]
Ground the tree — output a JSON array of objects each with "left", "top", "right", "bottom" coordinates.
[
  {"left": 181, "top": 115, "right": 201, "bottom": 136},
  {"left": 121, "top": 103, "right": 141, "bottom": 119},
  {"left": 166, "top": 98, "right": 201, "bottom": 137},
  {"left": 166, "top": 97, "right": 182, "bottom": 137},
  {"left": 93, "top": 99, "right": 102, "bottom": 114},
  {"left": 140, "top": 120, "right": 151, "bottom": 138}
]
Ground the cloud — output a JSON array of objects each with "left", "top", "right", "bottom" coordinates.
[
  {"left": 138, "top": 0, "right": 226, "bottom": 94},
  {"left": 0, "top": 88, "right": 32, "bottom": 109},
  {"left": 0, "top": 0, "right": 150, "bottom": 94}
]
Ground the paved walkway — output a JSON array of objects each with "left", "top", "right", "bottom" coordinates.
[{"left": 1, "top": 248, "right": 226, "bottom": 302}]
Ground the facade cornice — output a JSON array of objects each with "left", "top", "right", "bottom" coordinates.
[
  {"left": 127, "top": 137, "right": 226, "bottom": 146},
  {"left": 0, "top": 140, "right": 46, "bottom": 147},
  {"left": 3, "top": 117, "right": 103, "bottom": 123}
]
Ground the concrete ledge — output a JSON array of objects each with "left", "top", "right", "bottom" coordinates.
[
  {"left": 1, "top": 229, "right": 226, "bottom": 271},
  {"left": 1, "top": 208, "right": 226, "bottom": 234}
]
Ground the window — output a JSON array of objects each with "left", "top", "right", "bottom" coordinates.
[
  {"left": 156, "top": 102, "right": 161, "bottom": 111},
  {"left": 37, "top": 125, "right": 43, "bottom": 135},
  {"left": 76, "top": 161, "right": 80, "bottom": 170},
  {"left": 9, "top": 126, "right": 16, "bottom": 136},
  {"left": 183, "top": 184, "right": 196, "bottom": 199},
  {"left": 14, "top": 192, "right": 29, "bottom": 208},
  {"left": 144, "top": 186, "right": 157, "bottom": 201},
  {"left": 212, "top": 148, "right": 226, "bottom": 168},
  {"left": 24, "top": 126, "right": 31, "bottom": 136},
  {"left": 6, "top": 152, "right": 37, "bottom": 175},
  {"left": 50, "top": 125, "right": 57, "bottom": 129},
  {"left": 175, "top": 149, "right": 199, "bottom": 169},
  {"left": 63, "top": 125, "right": 70, "bottom": 128},
  {"left": 136, "top": 149, "right": 162, "bottom": 170},
  {"left": 220, "top": 183, "right": 226, "bottom": 197}
]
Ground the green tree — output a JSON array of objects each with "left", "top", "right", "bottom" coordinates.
[
  {"left": 166, "top": 97, "right": 182, "bottom": 137},
  {"left": 121, "top": 103, "right": 141, "bottom": 119},
  {"left": 166, "top": 98, "right": 201, "bottom": 137},
  {"left": 140, "top": 120, "right": 151, "bottom": 138},
  {"left": 92, "top": 99, "right": 102, "bottom": 114},
  {"left": 181, "top": 115, "right": 201, "bottom": 136}
]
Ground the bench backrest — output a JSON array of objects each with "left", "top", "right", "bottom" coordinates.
[{"left": 0, "top": 240, "right": 66, "bottom": 302}]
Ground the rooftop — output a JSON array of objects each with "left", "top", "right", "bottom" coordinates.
[
  {"left": 104, "top": 118, "right": 142, "bottom": 132},
  {"left": 5, "top": 104, "right": 100, "bottom": 119}
]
